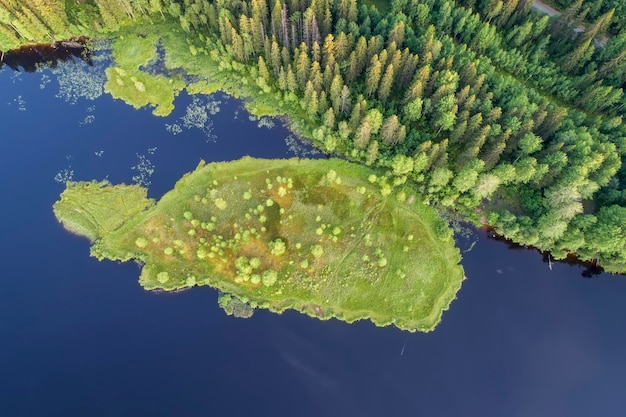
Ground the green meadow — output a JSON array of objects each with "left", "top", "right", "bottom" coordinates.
[{"left": 54, "top": 157, "right": 464, "bottom": 332}]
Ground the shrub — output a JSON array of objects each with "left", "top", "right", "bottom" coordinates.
[{"left": 262, "top": 270, "right": 278, "bottom": 286}]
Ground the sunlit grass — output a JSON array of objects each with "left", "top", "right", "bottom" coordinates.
[
  {"left": 54, "top": 158, "right": 465, "bottom": 332},
  {"left": 53, "top": 181, "right": 154, "bottom": 242}
]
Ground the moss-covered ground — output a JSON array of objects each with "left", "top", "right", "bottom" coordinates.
[
  {"left": 54, "top": 157, "right": 465, "bottom": 332},
  {"left": 53, "top": 181, "right": 154, "bottom": 242}
]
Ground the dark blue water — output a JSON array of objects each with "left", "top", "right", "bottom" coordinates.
[{"left": 1, "top": 61, "right": 625, "bottom": 417}]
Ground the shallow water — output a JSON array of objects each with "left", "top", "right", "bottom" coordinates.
[{"left": 1, "top": 58, "right": 625, "bottom": 417}]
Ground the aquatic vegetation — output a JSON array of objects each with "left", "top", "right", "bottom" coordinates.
[
  {"left": 39, "top": 74, "right": 50, "bottom": 89},
  {"left": 131, "top": 153, "right": 156, "bottom": 187},
  {"left": 53, "top": 157, "right": 465, "bottom": 332},
  {"left": 256, "top": 117, "right": 275, "bottom": 130},
  {"left": 8, "top": 94, "right": 26, "bottom": 111},
  {"left": 284, "top": 134, "right": 322, "bottom": 158},
  {"left": 165, "top": 95, "right": 220, "bottom": 140},
  {"left": 54, "top": 168, "right": 74, "bottom": 184},
  {"left": 78, "top": 105, "right": 97, "bottom": 125},
  {"left": 51, "top": 46, "right": 108, "bottom": 104}
]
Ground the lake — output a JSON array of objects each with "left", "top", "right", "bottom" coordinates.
[{"left": 1, "top": 55, "right": 625, "bottom": 417}]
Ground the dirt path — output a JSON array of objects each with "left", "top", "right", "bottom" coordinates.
[
  {"left": 532, "top": 0, "right": 560, "bottom": 17},
  {"left": 531, "top": 0, "right": 607, "bottom": 46}
]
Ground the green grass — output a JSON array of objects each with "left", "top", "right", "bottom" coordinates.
[
  {"left": 53, "top": 157, "right": 465, "bottom": 332},
  {"left": 104, "top": 32, "right": 187, "bottom": 116},
  {"left": 53, "top": 180, "right": 154, "bottom": 242}
]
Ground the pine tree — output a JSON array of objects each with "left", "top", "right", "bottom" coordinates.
[
  {"left": 278, "top": 66, "right": 288, "bottom": 91},
  {"left": 258, "top": 56, "right": 271, "bottom": 82},
  {"left": 387, "top": 21, "right": 405, "bottom": 48},
  {"left": 322, "top": 64, "right": 333, "bottom": 91},
  {"left": 349, "top": 100, "right": 363, "bottom": 131},
  {"left": 322, "top": 107, "right": 335, "bottom": 128},
  {"left": 329, "top": 72, "right": 343, "bottom": 113},
  {"left": 378, "top": 64, "right": 395, "bottom": 102},
  {"left": 281, "top": 45, "right": 291, "bottom": 69},
  {"left": 295, "top": 43, "right": 310, "bottom": 89},
  {"left": 354, "top": 118, "right": 372, "bottom": 149},
  {"left": 304, "top": 80, "right": 318, "bottom": 115},
  {"left": 389, "top": 48, "right": 402, "bottom": 77},
  {"left": 270, "top": 0, "right": 283, "bottom": 42},
  {"left": 269, "top": 38, "right": 282, "bottom": 76},
  {"left": 337, "top": 0, "right": 350, "bottom": 21},
  {"left": 322, "top": 33, "right": 335, "bottom": 69},
  {"left": 397, "top": 49, "right": 419, "bottom": 90},
  {"left": 404, "top": 98, "right": 423, "bottom": 123},
  {"left": 318, "top": 90, "right": 329, "bottom": 115},
  {"left": 230, "top": 27, "right": 246, "bottom": 61},
  {"left": 562, "top": 37, "right": 593, "bottom": 72},
  {"left": 579, "top": 8, "right": 614, "bottom": 46},
  {"left": 467, "top": 112, "right": 483, "bottom": 135},
  {"left": 378, "top": 48, "right": 389, "bottom": 69},
  {"left": 286, "top": 64, "right": 298, "bottom": 93},
  {"left": 598, "top": 47, "right": 626, "bottom": 79},
  {"left": 29, "top": 0, "right": 68, "bottom": 34},
  {"left": 335, "top": 32, "right": 350, "bottom": 63},
  {"left": 404, "top": 65, "right": 430, "bottom": 103},
  {"left": 497, "top": 0, "right": 518, "bottom": 27},
  {"left": 366, "top": 35, "right": 383, "bottom": 64},
  {"left": 484, "top": 0, "right": 503, "bottom": 23},
  {"left": 366, "top": 140, "right": 379, "bottom": 165},
  {"left": 353, "top": 36, "right": 367, "bottom": 73},
  {"left": 365, "top": 54, "right": 382, "bottom": 98},
  {"left": 345, "top": 51, "right": 360, "bottom": 83},
  {"left": 380, "top": 115, "right": 400, "bottom": 145},
  {"left": 347, "top": 0, "right": 357, "bottom": 22},
  {"left": 238, "top": 15, "right": 254, "bottom": 61},
  {"left": 310, "top": 40, "right": 321, "bottom": 62},
  {"left": 310, "top": 60, "right": 323, "bottom": 92},
  {"left": 340, "top": 85, "right": 351, "bottom": 115}
]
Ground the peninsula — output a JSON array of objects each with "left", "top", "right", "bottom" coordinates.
[{"left": 54, "top": 157, "right": 464, "bottom": 332}]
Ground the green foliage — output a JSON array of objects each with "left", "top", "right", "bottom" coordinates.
[
  {"left": 55, "top": 157, "right": 464, "bottom": 332},
  {"left": 218, "top": 293, "right": 255, "bottom": 318}
]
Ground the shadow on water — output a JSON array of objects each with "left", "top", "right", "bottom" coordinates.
[
  {"left": 0, "top": 37, "right": 91, "bottom": 72},
  {"left": 483, "top": 226, "right": 606, "bottom": 278}
]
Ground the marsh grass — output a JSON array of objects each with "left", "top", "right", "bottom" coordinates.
[
  {"left": 54, "top": 158, "right": 464, "bottom": 332},
  {"left": 53, "top": 181, "right": 154, "bottom": 242}
]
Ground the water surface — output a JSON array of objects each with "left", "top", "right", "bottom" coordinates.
[{"left": 0, "top": 59, "right": 625, "bottom": 417}]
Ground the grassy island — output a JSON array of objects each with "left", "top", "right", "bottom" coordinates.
[{"left": 54, "top": 157, "right": 464, "bottom": 332}]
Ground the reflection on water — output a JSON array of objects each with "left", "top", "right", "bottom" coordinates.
[
  {"left": 284, "top": 134, "right": 323, "bottom": 158},
  {"left": 0, "top": 38, "right": 90, "bottom": 72},
  {"left": 49, "top": 42, "right": 108, "bottom": 104},
  {"left": 485, "top": 228, "right": 607, "bottom": 278}
]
